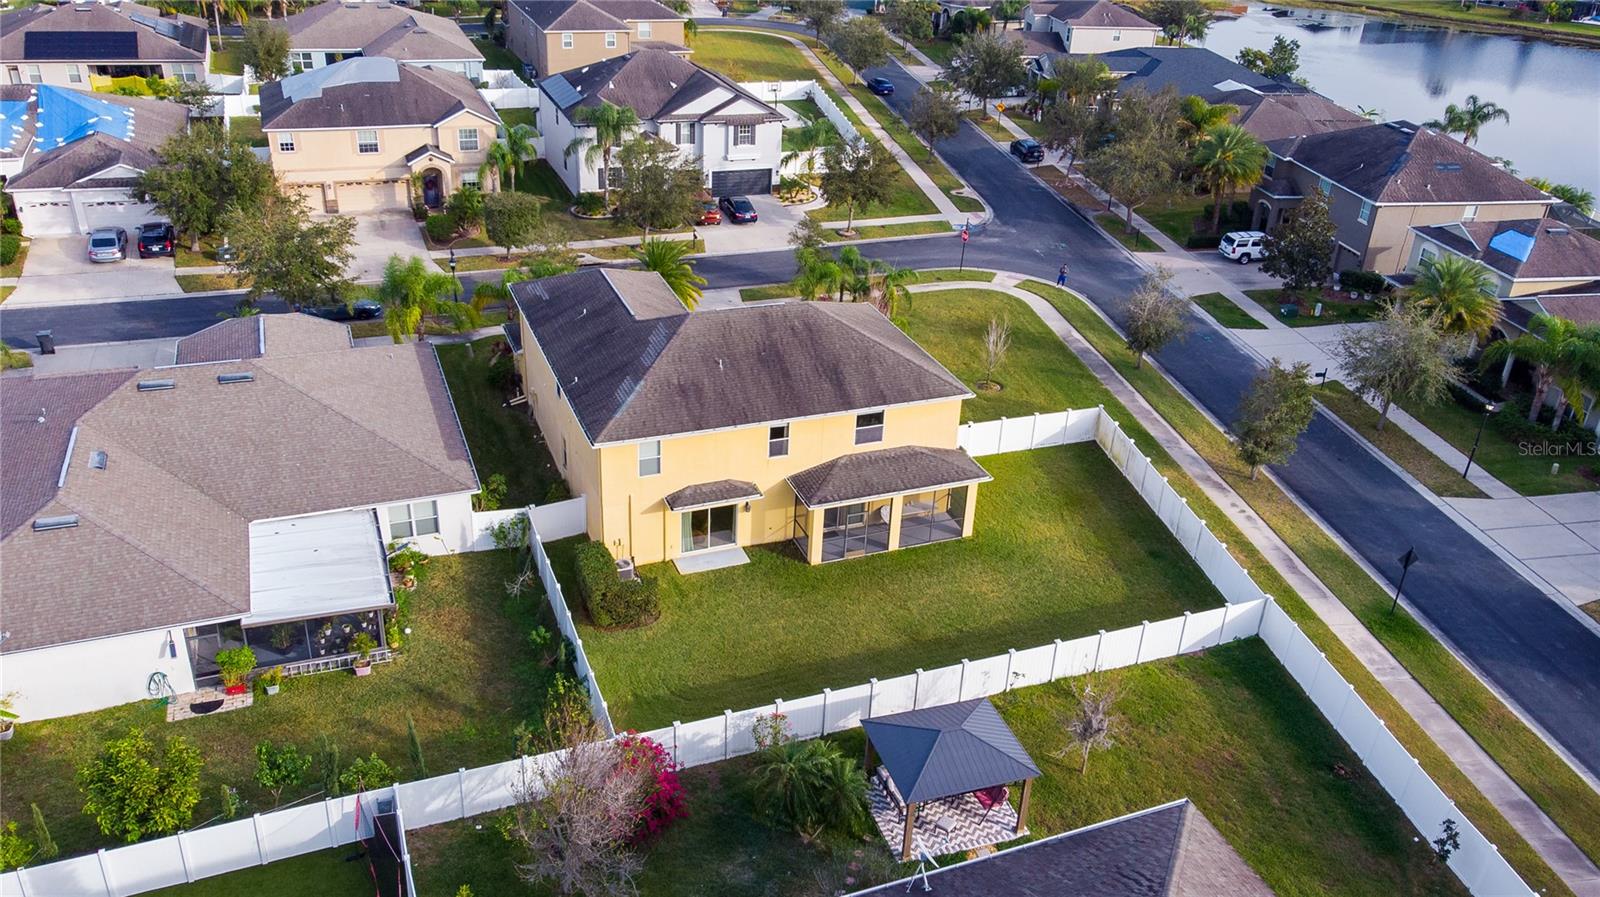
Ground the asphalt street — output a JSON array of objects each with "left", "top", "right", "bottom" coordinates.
[{"left": 3, "top": 29, "right": 1597, "bottom": 779}]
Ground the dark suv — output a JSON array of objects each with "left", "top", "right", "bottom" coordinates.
[
  {"left": 1009, "top": 138, "right": 1044, "bottom": 164},
  {"left": 136, "top": 222, "right": 176, "bottom": 258}
]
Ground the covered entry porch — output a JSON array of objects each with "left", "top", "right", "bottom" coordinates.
[{"left": 788, "top": 446, "right": 989, "bottom": 565}]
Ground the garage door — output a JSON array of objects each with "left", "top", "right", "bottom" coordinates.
[
  {"left": 335, "top": 181, "right": 407, "bottom": 213},
  {"left": 16, "top": 200, "right": 77, "bottom": 236},
  {"left": 710, "top": 168, "right": 772, "bottom": 196},
  {"left": 79, "top": 199, "right": 162, "bottom": 234}
]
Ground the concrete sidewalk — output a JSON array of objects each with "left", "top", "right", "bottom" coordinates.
[{"left": 906, "top": 275, "right": 1600, "bottom": 896}]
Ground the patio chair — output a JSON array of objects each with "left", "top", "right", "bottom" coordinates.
[
  {"left": 876, "top": 765, "right": 904, "bottom": 812},
  {"left": 973, "top": 785, "right": 1008, "bottom": 823}
]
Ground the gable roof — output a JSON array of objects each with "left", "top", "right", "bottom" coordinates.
[
  {"left": 0, "top": 315, "right": 477, "bottom": 653},
  {"left": 540, "top": 48, "right": 781, "bottom": 123},
  {"left": 514, "top": 0, "right": 681, "bottom": 31},
  {"left": 509, "top": 268, "right": 971, "bottom": 445},
  {"left": 260, "top": 56, "right": 498, "bottom": 131},
  {"left": 0, "top": 1, "right": 207, "bottom": 63},
  {"left": 1267, "top": 121, "right": 1552, "bottom": 205},
  {"left": 1211, "top": 88, "right": 1369, "bottom": 142},
  {"left": 0, "top": 85, "right": 189, "bottom": 190},
  {"left": 1084, "top": 46, "right": 1280, "bottom": 95},
  {"left": 1413, "top": 218, "right": 1600, "bottom": 280},
  {"left": 1034, "top": 0, "right": 1157, "bottom": 28},
  {"left": 852, "top": 799, "right": 1276, "bottom": 897},
  {"left": 283, "top": 0, "right": 481, "bottom": 62}
]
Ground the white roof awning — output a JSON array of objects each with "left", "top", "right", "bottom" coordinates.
[{"left": 245, "top": 509, "right": 392, "bottom": 626}]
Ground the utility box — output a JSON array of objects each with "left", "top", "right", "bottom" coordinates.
[{"left": 36, "top": 330, "right": 55, "bottom": 354}]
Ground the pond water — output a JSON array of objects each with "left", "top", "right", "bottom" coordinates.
[{"left": 1200, "top": 3, "right": 1600, "bottom": 195}]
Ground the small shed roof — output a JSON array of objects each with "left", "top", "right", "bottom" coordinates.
[{"left": 862, "top": 698, "right": 1039, "bottom": 804}]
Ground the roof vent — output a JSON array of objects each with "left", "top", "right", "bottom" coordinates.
[
  {"left": 1434, "top": 162, "right": 1462, "bottom": 172},
  {"left": 32, "top": 514, "right": 79, "bottom": 532},
  {"left": 89, "top": 450, "right": 108, "bottom": 470},
  {"left": 1547, "top": 226, "right": 1570, "bottom": 235},
  {"left": 137, "top": 378, "right": 175, "bottom": 392},
  {"left": 217, "top": 371, "right": 254, "bottom": 385}
]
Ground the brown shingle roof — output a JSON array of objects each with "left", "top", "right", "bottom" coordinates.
[
  {"left": 283, "top": 0, "right": 481, "bottom": 61},
  {"left": 788, "top": 446, "right": 989, "bottom": 507},
  {"left": 1211, "top": 88, "right": 1368, "bottom": 142},
  {"left": 510, "top": 269, "right": 971, "bottom": 445},
  {"left": 1267, "top": 121, "right": 1551, "bottom": 205},
  {"left": 174, "top": 317, "right": 264, "bottom": 365},
  {"left": 0, "top": 1, "right": 207, "bottom": 62},
  {"left": 542, "top": 48, "right": 781, "bottom": 123},
  {"left": 514, "top": 0, "right": 680, "bottom": 30},
  {"left": 260, "top": 58, "right": 498, "bottom": 131},
  {"left": 663, "top": 479, "right": 762, "bottom": 510},
  {"left": 1413, "top": 219, "right": 1600, "bottom": 280},
  {"left": 0, "top": 88, "right": 190, "bottom": 190},
  {"left": 1035, "top": 0, "right": 1157, "bottom": 28},
  {"left": 0, "top": 319, "right": 477, "bottom": 653}
]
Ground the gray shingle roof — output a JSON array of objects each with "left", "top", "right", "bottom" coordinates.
[
  {"left": 260, "top": 57, "right": 498, "bottom": 131},
  {"left": 509, "top": 268, "right": 971, "bottom": 445},
  {"left": 1080, "top": 47, "right": 1279, "bottom": 95},
  {"left": 1413, "top": 219, "right": 1600, "bottom": 280},
  {"left": 0, "top": 1, "right": 207, "bottom": 62},
  {"left": 851, "top": 799, "right": 1277, "bottom": 897},
  {"left": 0, "top": 315, "right": 477, "bottom": 653},
  {"left": 1036, "top": 0, "right": 1157, "bottom": 28},
  {"left": 541, "top": 48, "right": 781, "bottom": 123},
  {"left": 283, "top": 0, "right": 481, "bottom": 61},
  {"left": 861, "top": 698, "right": 1039, "bottom": 804},
  {"left": 1211, "top": 88, "right": 1368, "bottom": 142},
  {"left": 663, "top": 479, "right": 762, "bottom": 510},
  {"left": 514, "top": 0, "right": 680, "bottom": 30},
  {"left": 0, "top": 87, "right": 189, "bottom": 190},
  {"left": 788, "top": 446, "right": 990, "bottom": 507},
  {"left": 1268, "top": 121, "right": 1551, "bottom": 205}
]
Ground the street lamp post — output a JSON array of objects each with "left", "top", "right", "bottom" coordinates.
[
  {"left": 449, "top": 249, "right": 459, "bottom": 302},
  {"left": 1462, "top": 403, "right": 1495, "bottom": 479}
]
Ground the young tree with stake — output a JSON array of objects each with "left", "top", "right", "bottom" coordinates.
[
  {"left": 1235, "top": 360, "right": 1315, "bottom": 479},
  {"left": 819, "top": 137, "right": 896, "bottom": 235},
  {"left": 1123, "top": 267, "right": 1188, "bottom": 368},
  {"left": 981, "top": 316, "right": 1011, "bottom": 389},
  {"left": 1055, "top": 680, "right": 1120, "bottom": 774}
]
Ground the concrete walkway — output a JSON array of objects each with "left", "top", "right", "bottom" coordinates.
[{"left": 906, "top": 275, "right": 1600, "bottom": 896}]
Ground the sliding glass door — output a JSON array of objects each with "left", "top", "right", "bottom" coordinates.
[{"left": 680, "top": 504, "right": 737, "bottom": 553}]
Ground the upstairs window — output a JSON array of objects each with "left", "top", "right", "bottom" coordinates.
[
  {"left": 458, "top": 128, "right": 480, "bottom": 152},
  {"left": 561, "top": 32, "right": 574, "bottom": 49},
  {"left": 1462, "top": 204, "right": 1479, "bottom": 222},
  {"left": 277, "top": 132, "right": 296, "bottom": 153},
  {"left": 291, "top": 51, "right": 315, "bottom": 71},
  {"left": 855, "top": 411, "right": 884, "bottom": 445},
  {"left": 1263, "top": 154, "right": 1276, "bottom": 175},
  {"left": 172, "top": 63, "right": 199, "bottom": 83},
  {"left": 734, "top": 124, "right": 756, "bottom": 146},
  {"left": 357, "top": 130, "right": 380, "bottom": 154},
  {"left": 24, "top": 65, "right": 41, "bottom": 84},
  {"left": 1111, "top": 29, "right": 1121, "bottom": 41},
  {"left": 769, "top": 424, "right": 790, "bottom": 458},
  {"left": 638, "top": 440, "right": 661, "bottom": 477},
  {"left": 639, "top": 21, "right": 653, "bottom": 39},
  {"left": 605, "top": 32, "right": 617, "bottom": 49},
  {"left": 1317, "top": 176, "right": 1332, "bottom": 196},
  {"left": 67, "top": 64, "right": 82, "bottom": 84},
  {"left": 1357, "top": 200, "right": 1372, "bottom": 224},
  {"left": 675, "top": 122, "right": 695, "bottom": 145}
]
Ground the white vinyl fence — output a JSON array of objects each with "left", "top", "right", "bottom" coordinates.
[
  {"left": 526, "top": 513, "right": 615, "bottom": 738},
  {"left": 467, "top": 495, "right": 587, "bottom": 551},
  {"left": 0, "top": 409, "right": 1534, "bottom": 897},
  {"left": 741, "top": 79, "right": 862, "bottom": 145},
  {"left": 479, "top": 69, "right": 538, "bottom": 109}
]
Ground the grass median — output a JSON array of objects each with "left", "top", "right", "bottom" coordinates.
[
  {"left": 1314, "top": 382, "right": 1488, "bottom": 499},
  {"left": 1192, "top": 292, "right": 1265, "bottom": 330}
]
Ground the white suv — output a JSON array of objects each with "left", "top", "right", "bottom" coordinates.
[{"left": 1218, "top": 231, "right": 1268, "bottom": 264}]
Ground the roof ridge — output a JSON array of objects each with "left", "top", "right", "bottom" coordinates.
[
  {"left": 811, "top": 303, "right": 968, "bottom": 395},
  {"left": 1159, "top": 799, "right": 1195, "bottom": 896}
]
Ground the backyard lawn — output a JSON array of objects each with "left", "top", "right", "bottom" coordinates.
[
  {"left": 436, "top": 336, "right": 563, "bottom": 507},
  {"left": 692, "top": 29, "right": 817, "bottom": 81},
  {"left": 146, "top": 846, "right": 376, "bottom": 897},
  {"left": 1401, "top": 393, "right": 1599, "bottom": 495},
  {"left": 472, "top": 38, "right": 522, "bottom": 73},
  {"left": 1193, "top": 291, "right": 1265, "bottom": 330},
  {"left": 0, "top": 551, "right": 567, "bottom": 859},
  {"left": 227, "top": 115, "right": 267, "bottom": 148},
  {"left": 1315, "top": 383, "right": 1487, "bottom": 499}
]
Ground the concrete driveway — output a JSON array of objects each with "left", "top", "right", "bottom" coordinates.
[
  {"left": 1447, "top": 493, "right": 1600, "bottom": 610},
  {"left": 700, "top": 195, "right": 805, "bottom": 254},
  {"left": 341, "top": 212, "right": 438, "bottom": 282},
  {"left": 8, "top": 236, "right": 181, "bottom": 306}
]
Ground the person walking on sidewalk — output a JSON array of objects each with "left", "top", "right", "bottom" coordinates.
[{"left": 1057, "top": 263, "right": 1069, "bottom": 286}]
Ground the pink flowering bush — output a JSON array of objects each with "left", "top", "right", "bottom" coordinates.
[{"left": 616, "top": 733, "right": 687, "bottom": 842}]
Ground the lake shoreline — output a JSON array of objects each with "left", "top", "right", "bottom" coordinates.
[{"left": 1267, "top": 0, "right": 1600, "bottom": 47}]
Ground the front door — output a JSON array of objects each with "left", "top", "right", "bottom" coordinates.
[
  {"left": 422, "top": 169, "right": 443, "bottom": 209},
  {"left": 681, "top": 505, "right": 737, "bottom": 553}
]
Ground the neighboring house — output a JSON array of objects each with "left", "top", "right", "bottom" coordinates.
[
  {"left": 0, "top": 84, "right": 189, "bottom": 236},
  {"left": 0, "top": 314, "right": 479, "bottom": 722},
  {"left": 537, "top": 48, "right": 784, "bottom": 196},
  {"left": 507, "top": 0, "right": 687, "bottom": 79},
  {"left": 259, "top": 56, "right": 502, "bottom": 213},
  {"left": 509, "top": 268, "right": 990, "bottom": 569},
  {"left": 1022, "top": 0, "right": 1160, "bottom": 54},
  {"left": 852, "top": 799, "right": 1276, "bottom": 896},
  {"left": 282, "top": 0, "right": 485, "bottom": 80},
  {"left": 0, "top": 1, "right": 210, "bottom": 90},
  {"left": 1252, "top": 121, "right": 1554, "bottom": 274}
]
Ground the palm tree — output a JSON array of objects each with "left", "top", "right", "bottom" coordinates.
[
  {"left": 479, "top": 140, "right": 516, "bottom": 193},
  {"left": 1409, "top": 254, "right": 1500, "bottom": 340},
  {"left": 781, "top": 116, "right": 840, "bottom": 182},
  {"left": 1356, "top": 105, "right": 1383, "bottom": 122},
  {"left": 1481, "top": 314, "right": 1600, "bottom": 426},
  {"left": 790, "top": 248, "right": 843, "bottom": 302},
  {"left": 1526, "top": 177, "right": 1595, "bottom": 217},
  {"left": 1425, "top": 95, "right": 1510, "bottom": 145},
  {"left": 564, "top": 102, "right": 640, "bottom": 206},
  {"left": 1192, "top": 124, "right": 1267, "bottom": 233},
  {"left": 1177, "top": 96, "right": 1237, "bottom": 147},
  {"left": 992, "top": 0, "right": 1025, "bottom": 31},
  {"left": 502, "top": 123, "right": 538, "bottom": 190},
  {"left": 375, "top": 255, "right": 475, "bottom": 343},
  {"left": 866, "top": 260, "right": 918, "bottom": 319},
  {"left": 634, "top": 239, "right": 706, "bottom": 310}
]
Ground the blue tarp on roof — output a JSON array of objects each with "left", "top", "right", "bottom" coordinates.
[
  {"left": 862, "top": 698, "right": 1040, "bottom": 804},
  {"left": 1488, "top": 228, "right": 1536, "bottom": 263},
  {"left": 0, "top": 99, "right": 28, "bottom": 153},
  {"left": 33, "top": 85, "right": 134, "bottom": 151}
]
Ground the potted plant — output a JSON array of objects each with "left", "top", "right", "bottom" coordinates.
[
  {"left": 349, "top": 632, "right": 378, "bottom": 677},
  {"left": 258, "top": 666, "right": 284, "bottom": 696},
  {"left": 0, "top": 692, "right": 18, "bottom": 742},
  {"left": 216, "top": 646, "right": 257, "bottom": 695}
]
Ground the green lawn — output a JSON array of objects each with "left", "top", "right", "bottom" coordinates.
[
  {"left": 1193, "top": 292, "right": 1265, "bottom": 330},
  {"left": 176, "top": 272, "right": 247, "bottom": 292},
  {"left": 964, "top": 110, "right": 1015, "bottom": 146},
  {"left": 0, "top": 551, "right": 570, "bottom": 860},
  {"left": 518, "top": 161, "right": 691, "bottom": 242},
  {"left": 1095, "top": 213, "right": 1162, "bottom": 252},
  {"left": 1246, "top": 288, "right": 1382, "bottom": 327},
  {"left": 228, "top": 115, "right": 267, "bottom": 148},
  {"left": 473, "top": 38, "right": 523, "bottom": 73},
  {"left": 437, "top": 336, "right": 563, "bottom": 507},
  {"left": 145, "top": 846, "right": 375, "bottom": 897},
  {"left": 1140, "top": 195, "right": 1217, "bottom": 247},
  {"left": 0, "top": 285, "right": 14, "bottom": 303},
  {"left": 1315, "top": 383, "right": 1487, "bottom": 499},
  {"left": 909, "top": 36, "right": 959, "bottom": 66},
  {"left": 208, "top": 40, "right": 244, "bottom": 75},
  {"left": 1401, "top": 393, "right": 1599, "bottom": 495},
  {"left": 1017, "top": 279, "right": 1592, "bottom": 892},
  {"left": 693, "top": 29, "right": 816, "bottom": 81},
  {"left": 497, "top": 107, "right": 536, "bottom": 130},
  {"left": 739, "top": 283, "right": 796, "bottom": 302},
  {"left": 1, "top": 239, "right": 29, "bottom": 278},
  {"left": 825, "top": 220, "right": 950, "bottom": 241},
  {"left": 918, "top": 268, "right": 995, "bottom": 283},
  {"left": 412, "top": 641, "right": 1465, "bottom": 897},
  {"left": 850, "top": 86, "right": 985, "bottom": 214}
]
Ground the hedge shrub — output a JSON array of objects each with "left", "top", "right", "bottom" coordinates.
[
  {"left": 0, "top": 234, "right": 20, "bottom": 266},
  {"left": 2, "top": 219, "right": 20, "bottom": 235},
  {"left": 1337, "top": 269, "right": 1388, "bottom": 294},
  {"left": 424, "top": 213, "right": 457, "bottom": 244},
  {"left": 1185, "top": 234, "right": 1223, "bottom": 249},
  {"left": 573, "top": 540, "right": 659, "bottom": 629},
  {"left": 575, "top": 192, "right": 609, "bottom": 217}
]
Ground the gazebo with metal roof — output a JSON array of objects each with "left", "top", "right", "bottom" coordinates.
[{"left": 861, "top": 698, "right": 1041, "bottom": 860}]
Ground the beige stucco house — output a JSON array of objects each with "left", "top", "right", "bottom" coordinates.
[
  {"left": 506, "top": 0, "right": 687, "bottom": 78},
  {"left": 0, "top": 1, "right": 210, "bottom": 90},
  {"left": 1022, "top": 0, "right": 1159, "bottom": 54},
  {"left": 259, "top": 57, "right": 502, "bottom": 214},
  {"left": 282, "top": 0, "right": 485, "bottom": 80}
]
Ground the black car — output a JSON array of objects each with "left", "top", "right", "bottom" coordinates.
[
  {"left": 866, "top": 77, "right": 895, "bottom": 96},
  {"left": 1009, "top": 138, "right": 1044, "bottom": 164},
  {"left": 136, "top": 222, "right": 176, "bottom": 258},
  {"left": 300, "top": 299, "right": 383, "bottom": 322},
  {"left": 719, "top": 195, "right": 758, "bottom": 223}
]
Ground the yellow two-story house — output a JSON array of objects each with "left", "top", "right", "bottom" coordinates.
[
  {"left": 259, "top": 57, "right": 502, "bottom": 214},
  {"left": 510, "top": 269, "right": 990, "bottom": 569}
]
